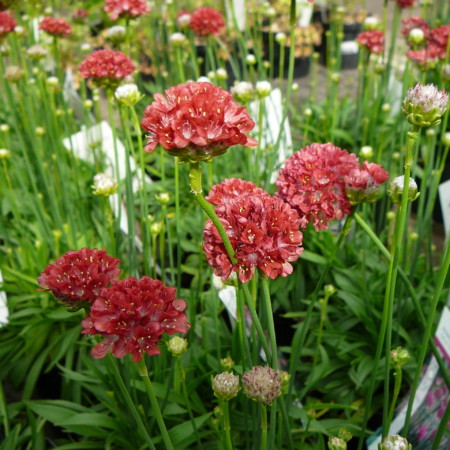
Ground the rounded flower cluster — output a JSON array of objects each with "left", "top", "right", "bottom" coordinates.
[
  {"left": 401, "top": 16, "right": 429, "bottom": 37},
  {"left": 39, "top": 17, "right": 72, "bottom": 37},
  {"left": 104, "top": 0, "right": 151, "bottom": 21},
  {"left": 276, "top": 143, "right": 359, "bottom": 231},
  {"left": 427, "top": 25, "right": 450, "bottom": 59},
  {"left": 403, "top": 83, "right": 448, "bottom": 127},
  {"left": 37, "top": 248, "right": 121, "bottom": 306},
  {"left": 205, "top": 178, "right": 268, "bottom": 206},
  {"left": 396, "top": 0, "right": 415, "bottom": 8},
  {"left": 189, "top": 7, "right": 225, "bottom": 36},
  {"left": 212, "top": 372, "right": 240, "bottom": 400},
  {"left": 81, "top": 276, "right": 189, "bottom": 362},
  {"left": 344, "top": 161, "right": 389, "bottom": 205},
  {"left": 0, "top": 11, "right": 16, "bottom": 37},
  {"left": 140, "top": 82, "right": 257, "bottom": 162},
  {"left": 379, "top": 434, "right": 411, "bottom": 450},
  {"left": 242, "top": 366, "right": 281, "bottom": 406},
  {"left": 356, "top": 30, "right": 384, "bottom": 54},
  {"left": 71, "top": 9, "right": 89, "bottom": 23},
  {"left": 79, "top": 49, "right": 135, "bottom": 88},
  {"left": 203, "top": 194, "right": 303, "bottom": 283}
]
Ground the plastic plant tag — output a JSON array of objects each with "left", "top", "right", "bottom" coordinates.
[
  {"left": 439, "top": 179, "right": 450, "bottom": 237},
  {"left": 367, "top": 304, "right": 450, "bottom": 449},
  {"left": 0, "top": 270, "right": 7, "bottom": 328}
]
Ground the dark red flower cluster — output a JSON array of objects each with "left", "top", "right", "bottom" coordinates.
[
  {"left": 81, "top": 276, "right": 189, "bottom": 362},
  {"left": 396, "top": 0, "right": 415, "bottom": 8},
  {"left": 71, "top": 9, "right": 89, "bottom": 23},
  {"left": 203, "top": 194, "right": 303, "bottom": 283},
  {"left": 104, "top": 0, "right": 151, "bottom": 21},
  {"left": 428, "top": 25, "right": 450, "bottom": 59},
  {"left": 39, "top": 17, "right": 72, "bottom": 37},
  {"left": 141, "top": 82, "right": 257, "bottom": 162},
  {"left": 356, "top": 30, "right": 384, "bottom": 54},
  {"left": 276, "top": 143, "right": 389, "bottom": 231},
  {"left": 344, "top": 161, "right": 390, "bottom": 205},
  {"left": 206, "top": 178, "right": 268, "bottom": 206},
  {"left": 79, "top": 49, "right": 135, "bottom": 88},
  {"left": 401, "top": 16, "right": 429, "bottom": 37},
  {"left": 0, "top": 10, "right": 15, "bottom": 37},
  {"left": 189, "top": 7, "right": 225, "bottom": 36},
  {"left": 37, "top": 248, "right": 121, "bottom": 307}
]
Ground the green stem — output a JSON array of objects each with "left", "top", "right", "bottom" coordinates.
[
  {"left": 136, "top": 358, "right": 174, "bottom": 450},
  {"left": 260, "top": 275, "right": 277, "bottom": 369},
  {"left": 387, "top": 367, "right": 402, "bottom": 430},
  {"left": 403, "top": 234, "right": 450, "bottom": 435},
  {"left": 175, "top": 160, "right": 182, "bottom": 291},
  {"left": 260, "top": 404, "right": 268, "bottom": 450},
  {"left": 221, "top": 401, "right": 233, "bottom": 450}
]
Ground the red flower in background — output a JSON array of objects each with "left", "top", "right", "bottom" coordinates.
[
  {"left": 203, "top": 194, "right": 303, "bottom": 283},
  {"left": 39, "top": 17, "right": 72, "bottom": 37},
  {"left": 104, "top": 0, "right": 151, "bottom": 20},
  {"left": 82, "top": 276, "right": 189, "bottom": 362},
  {"left": 401, "top": 16, "right": 429, "bottom": 37},
  {"left": 141, "top": 82, "right": 257, "bottom": 162},
  {"left": 0, "top": 10, "right": 16, "bottom": 37},
  {"left": 344, "top": 161, "right": 389, "bottom": 205},
  {"left": 396, "top": 0, "right": 415, "bottom": 8},
  {"left": 356, "top": 30, "right": 384, "bottom": 54},
  {"left": 79, "top": 49, "right": 135, "bottom": 88},
  {"left": 189, "top": 7, "right": 225, "bottom": 36},
  {"left": 407, "top": 47, "right": 439, "bottom": 70},
  {"left": 276, "top": 143, "right": 360, "bottom": 231},
  {"left": 427, "top": 25, "right": 450, "bottom": 59},
  {"left": 206, "top": 178, "right": 268, "bottom": 206},
  {"left": 37, "top": 248, "right": 121, "bottom": 306},
  {"left": 71, "top": 9, "right": 89, "bottom": 23}
]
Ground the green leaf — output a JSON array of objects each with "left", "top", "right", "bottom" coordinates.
[
  {"left": 59, "top": 412, "right": 118, "bottom": 429},
  {"left": 168, "top": 413, "right": 212, "bottom": 446}
]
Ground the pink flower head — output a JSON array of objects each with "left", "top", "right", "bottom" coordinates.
[
  {"left": 356, "top": 30, "right": 384, "bottom": 54},
  {"left": 37, "top": 248, "right": 121, "bottom": 307},
  {"left": 396, "top": 0, "right": 415, "bottom": 8},
  {"left": 344, "top": 161, "right": 389, "bottom": 205},
  {"left": 71, "top": 9, "right": 89, "bottom": 23},
  {"left": 203, "top": 194, "right": 303, "bottom": 283},
  {"left": 81, "top": 276, "right": 189, "bottom": 362},
  {"left": 206, "top": 178, "right": 268, "bottom": 206},
  {"left": 177, "top": 10, "right": 191, "bottom": 28},
  {"left": 141, "top": 82, "right": 257, "bottom": 162},
  {"left": 79, "top": 49, "right": 135, "bottom": 88},
  {"left": 407, "top": 47, "right": 439, "bottom": 70},
  {"left": 276, "top": 143, "right": 360, "bottom": 231},
  {"left": 39, "top": 17, "right": 72, "bottom": 37},
  {"left": 104, "top": 0, "right": 151, "bottom": 21},
  {"left": 401, "top": 16, "right": 429, "bottom": 37},
  {"left": 0, "top": 10, "right": 16, "bottom": 37},
  {"left": 427, "top": 25, "right": 450, "bottom": 59},
  {"left": 189, "top": 7, "right": 225, "bottom": 36}
]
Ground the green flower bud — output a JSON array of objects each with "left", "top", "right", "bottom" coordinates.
[
  {"left": 166, "top": 336, "right": 188, "bottom": 356},
  {"left": 378, "top": 435, "right": 411, "bottom": 450},
  {"left": 212, "top": 372, "right": 240, "bottom": 401},
  {"left": 390, "top": 347, "right": 410, "bottom": 368},
  {"left": 388, "top": 176, "right": 419, "bottom": 203},
  {"left": 328, "top": 436, "right": 347, "bottom": 450}
]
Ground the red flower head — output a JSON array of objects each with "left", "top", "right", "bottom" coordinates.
[
  {"left": 203, "top": 194, "right": 303, "bottom": 284},
  {"left": 141, "top": 82, "right": 257, "bottom": 162},
  {"left": 276, "top": 143, "right": 360, "bottom": 232},
  {"left": 37, "top": 248, "right": 121, "bottom": 307},
  {"left": 401, "top": 16, "right": 429, "bottom": 37},
  {"left": 71, "top": 9, "right": 89, "bottom": 23},
  {"left": 79, "top": 49, "right": 135, "bottom": 88},
  {"left": 407, "top": 47, "right": 440, "bottom": 70},
  {"left": 104, "top": 0, "right": 151, "bottom": 21},
  {"left": 0, "top": 10, "right": 16, "bottom": 37},
  {"left": 396, "top": 0, "right": 416, "bottom": 8},
  {"left": 177, "top": 9, "right": 191, "bottom": 28},
  {"left": 189, "top": 7, "right": 225, "bottom": 36},
  {"left": 39, "top": 17, "right": 72, "bottom": 37},
  {"left": 344, "top": 161, "right": 389, "bottom": 205},
  {"left": 81, "top": 276, "right": 189, "bottom": 362},
  {"left": 356, "top": 30, "right": 384, "bottom": 54},
  {"left": 206, "top": 178, "right": 268, "bottom": 206},
  {"left": 427, "top": 25, "right": 450, "bottom": 60}
]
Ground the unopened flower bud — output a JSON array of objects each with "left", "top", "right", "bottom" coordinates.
[
  {"left": 81, "top": 42, "right": 92, "bottom": 53},
  {"left": 390, "top": 347, "right": 410, "bottom": 368},
  {"left": 364, "top": 16, "right": 379, "bottom": 30},
  {"left": 84, "top": 99, "right": 93, "bottom": 109},
  {"left": 387, "top": 211, "right": 396, "bottom": 221},
  {"left": 403, "top": 83, "right": 448, "bottom": 128},
  {"left": 304, "top": 107, "right": 312, "bottom": 117},
  {"left": 107, "top": 25, "right": 126, "bottom": 44},
  {"left": 255, "top": 80, "right": 272, "bottom": 98},
  {"left": 27, "top": 44, "right": 47, "bottom": 61},
  {"left": 382, "top": 103, "right": 391, "bottom": 113},
  {"left": 166, "top": 336, "right": 188, "bottom": 356},
  {"left": 169, "top": 32, "right": 187, "bottom": 46},
  {"left": 275, "top": 32, "right": 286, "bottom": 44},
  {"left": 292, "top": 82, "right": 299, "bottom": 92},
  {"left": 409, "top": 231, "right": 419, "bottom": 241},
  {"left": 338, "top": 428, "right": 352, "bottom": 442},
  {"left": 197, "top": 76, "right": 210, "bottom": 83},
  {"left": 156, "top": 192, "right": 170, "bottom": 205},
  {"left": 359, "top": 145, "right": 373, "bottom": 159},
  {"left": 220, "top": 356, "right": 234, "bottom": 371},
  {"left": 324, "top": 284, "right": 337, "bottom": 297},
  {"left": 278, "top": 370, "right": 290, "bottom": 394},
  {"left": 4, "top": 65, "right": 24, "bottom": 83},
  {"left": 328, "top": 436, "right": 347, "bottom": 450},
  {"left": 47, "top": 76, "right": 59, "bottom": 88},
  {"left": 388, "top": 176, "right": 419, "bottom": 203},
  {"left": 392, "top": 152, "right": 400, "bottom": 160},
  {"left": 207, "top": 70, "right": 216, "bottom": 80},
  {"left": 378, "top": 434, "right": 411, "bottom": 450},
  {"left": 0, "top": 124, "right": 10, "bottom": 133},
  {"left": 150, "top": 221, "right": 163, "bottom": 235},
  {"left": 216, "top": 68, "right": 228, "bottom": 80},
  {"left": 115, "top": 83, "right": 142, "bottom": 107},
  {"left": 52, "top": 229, "right": 62, "bottom": 240},
  {"left": 231, "top": 81, "right": 254, "bottom": 103},
  {"left": 375, "top": 63, "right": 386, "bottom": 75},
  {"left": 92, "top": 173, "right": 118, "bottom": 196},
  {"left": 246, "top": 54, "right": 257, "bottom": 65},
  {"left": 212, "top": 372, "right": 240, "bottom": 401},
  {"left": 265, "top": 7, "right": 276, "bottom": 19},
  {"left": 242, "top": 366, "right": 281, "bottom": 405},
  {"left": 408, "top": 28, "right": 425, "bottom": 45},
  {"left": 14, "top": 25, "right": 24, "bottom": 36},
  {"left": 331, "top": 72, "right": 341, "bottom": 83},
  {"left": 35, "top": 126, "right": 45, "bottom": 136},
  {"left": 0, "top": 149, "right": 11, "bottom": 160},
  {"left": 426, "top": 128, "right": 435, "bottom": 137},
  {"left": 443, "top": 132, "right": 450, "bottom": 147}
]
